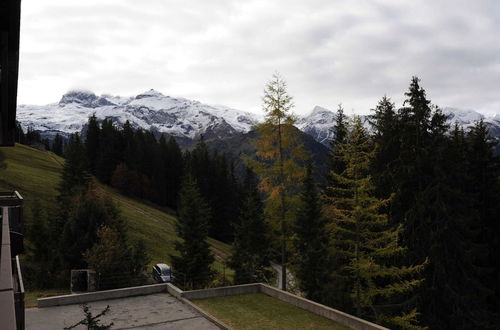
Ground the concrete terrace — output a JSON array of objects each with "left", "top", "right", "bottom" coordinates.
[
  {"left": 26, "top": 283, "right": 387, "bottom": 330},
  {"left": 26, "top": 293, "right": 219, "bottom": 330}
]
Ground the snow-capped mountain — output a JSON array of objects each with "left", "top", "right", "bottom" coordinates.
[
  {"left": 17, "top": 89, "right": 262, "bottom": 142},
  {"left": 297, "top": 106, "right": 337, "bottom": 144},
  {"left": 16, "top": 89, "right": 500, "bottom": 147},
  {"left": 297, "top": 106, "right": 500, "bottom": 146}
]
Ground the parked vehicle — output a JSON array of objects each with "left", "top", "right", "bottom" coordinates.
[{"left": 152, "top": 264, "right": 172, "bottom": 283}]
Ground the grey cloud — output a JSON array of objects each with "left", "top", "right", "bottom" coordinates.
[{"left": 17, "top": 0, "right": 500, "bottom": 116}]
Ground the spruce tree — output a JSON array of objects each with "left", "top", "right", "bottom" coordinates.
[
  {"left": 85, "top": 114, "right": 100, "bottom": 174},
  {"left": 61, "top": 185, "right": 126, "bottom": 270},
  {"left": 25, "top": 199, "right": 53, "bottom": 288},
  {"left": 465, "top": 121, "right": 500, "bottom": 326},
  {"left": 52, "top": 133, "right": 64, "bottom": 156},
  {"left": 415, "top": 120, "right": 494, "bottom": 329},
  {"left": 326, "top": 104, "right": 349, "bottom": 187},
  {"left": 152, "top": 135, "right": 168, "bottom": 205},
  {"left": 96, "top": 119, "right": 122, "bottom": 184},
  {"left": 324, "top": 117, "right": 425, "bottom": 328},
  {"left": 57, "top": 133, "right": 90, "bottom": 203},
  {"left": 229, "top": 167, "right": 271, "bottom": 284},
  {"left": 171, "top": 175, "right": 214, "bottom": 289},
  {"left": 369, "top": 96, "right": 400, "bottom": 201},
  {"left": 165, "top": 136, "right": 183, "bottom": 208},
  {"left": 14, "top": 122, "right": 25, "bottom": 144},
  {"left": 294, "top": 164, "right": 331, "bottom": 304}
]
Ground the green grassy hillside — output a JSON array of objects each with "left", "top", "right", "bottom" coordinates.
[{"left": 0, "top": 144, "right": 231, "bottom": 270}]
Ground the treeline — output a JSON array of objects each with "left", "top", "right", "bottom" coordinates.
[
  {"left": 16, "top": 75, "right": 500, "bottom": 328},
  {"left": 82, "top": 116, "right": 239, "bottom": 242},
  {"left": 14, "top": 122, "right": 64, "bottom": 155},
  {"left": 224, "top": 75, "right": 500, "bottom": 329},
  {"left": 310, "top": 78, "right": 499, "bottom": 329},
  {"left": 23, "top": 135, "right": 150, "bottom": 290}
]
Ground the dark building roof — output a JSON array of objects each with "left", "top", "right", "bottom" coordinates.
[{"left": 0, "top": 0, "right": 22, "bottom": 146}]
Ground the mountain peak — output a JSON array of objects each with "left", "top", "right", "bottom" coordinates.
[
  {"left": 310, "top": 105, "right": 330, "bottom": 116},
  {"left": 135, "top": 89, "right": 165, "bottom": 99},
  {"left": 59, "top": 90, "right": 97, "bottom": 105},
  {"left": 443, "top": 107, "right": 484, "bottom": 124}
]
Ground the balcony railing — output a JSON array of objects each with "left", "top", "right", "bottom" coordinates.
[{"left": 0, "top": 191, "right": 24, "bottom": 330}]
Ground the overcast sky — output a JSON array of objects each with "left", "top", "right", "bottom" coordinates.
[{"left": 18, "top": 0, "right": 500, "bottom": 116}]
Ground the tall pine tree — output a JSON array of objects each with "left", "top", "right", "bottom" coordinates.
[
  {"left": 324, "top": 117, "right": 425, "bottom": 329},
  {"left": 325, "top": 104, "right": 349, "bottom": 188},
  {"left": 85, "top": 114, "right": 100, "bottom": 174},
  {"left": 171, "top": 175, "right": 214, "bottom": 289},
  {"left": 369, "top": 96, "right": 400, "bottom": 202},
  {"left": 52, "top": 133, "right": 64, "bottom": 156},
  {"left": 229, "top": 167, "right": 271, "bottom": 284},
  {"left": 294, "top": 164, "right": 331, "bottom": 304}
]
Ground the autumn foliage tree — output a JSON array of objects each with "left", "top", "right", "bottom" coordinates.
[{"left": 248, "top": 74, "right": 309, "bottom": 291}]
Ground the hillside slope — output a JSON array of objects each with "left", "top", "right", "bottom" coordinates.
[
  {"left": 0, "top": 144, "right": 231, "bottom": 268},
  {"left": 204, "top": 127, "right": 330, "bottom": 182}
]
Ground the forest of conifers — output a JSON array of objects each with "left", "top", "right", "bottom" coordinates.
[{"left": 13, "top": 76, "right": 500, "bottom": 329}]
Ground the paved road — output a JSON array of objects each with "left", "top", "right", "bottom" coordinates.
[{"left": 26, "top": 293, "right": 219, "bottom": 329}]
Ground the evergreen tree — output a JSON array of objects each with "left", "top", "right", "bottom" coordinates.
[
  {"left": 84, "top": 226, "right": 129, "bottom": 289},
  {"left": 57, "top": 133, "right": 90, "bottom": 203},
  {"left": 85, "top": 114, "right": 100, "bottom": 174},
  {"left": 249, "top": 73, "right": 308, "bottom": 291},
  {"left": 84, "top": 225, "right": 149, "bottom": 289},
  {"left": 165, "top": 136, "right": 183, "bottom": 208},
  {"left": 371, "top": 77, "right": 496, "bottom": 328},
  {"left": 14, "top": 122, "right": 25, "bottom": 144},
  {"left": 50, "top": 133, "right": 91, "bottom": 270},
  {"left": 294, "top": 164, "right": 331, "bottom": 304},
  {"left": 414, "top": 120, "right": 494, "bottom": 329},
  {"left": 96, "top": 119, "right": 122, "bottom": 184},
  {"left": 25, "top": 126, "right": 41, "bottom": 145},
  {"left": 24, "top": 199, "right": 53, "bottom": 288},
  {"left": 171, "top": 175, "right": 214, "bottom": 289},
  {"left": 42, "top": 138, "right": 50, "bottom": 151},
  {"left": 61, "top": 185, "right": 125, "bottom": 270},
  {"left": 188, "top": 136, "right": 211, "bottom": 196},
  {"left": 369, "top": 96, "right": 400, "bottom": 201},
  {"left": 185, "top": 137, "right": 238, "bottom": 242},
  {"left": 152, "top": 135, "right": 168, "bottom": 205},
  {"left": 465, "top": 121, "right": 500, "bottom": 326},
  {"left": 229, "top": 167, "right": 271, "bottom": 284},
  {"left": 111, "top": 163, "right": 142, "bottom": 197},
  {"left": 324, "top": 117, "right": 425, "bottom": 328},
  {"left": 326, "top": 104, "right": 349, "bottom": 186},
  {"left": 209, "top": 151, "right": 237, "bottom": 242},
  {"left": 121, "top": 120, "right": 136, "bottom": 170},
  {"left": 52, "top": 133, "right": 64, "bottom": 156}
]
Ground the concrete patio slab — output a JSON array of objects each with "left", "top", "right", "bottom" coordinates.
[{"left": 26, "top": 293, "right": 219, "bottom": 330}]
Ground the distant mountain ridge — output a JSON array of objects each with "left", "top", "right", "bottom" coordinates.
[
  {"left": 17, "top": 90, "right": 500, "bottom": 146},
  {"left": 17, "top": 89, "right": 262, "bottom": 144}
]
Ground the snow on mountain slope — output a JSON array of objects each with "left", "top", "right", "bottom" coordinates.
[
  {"left": 442, "top": 107, "right": 485, "bottom": 127},
  {"left": 297, "top": 106, "right": 337, "bottom": 144},
  {"left": 17, "top": 89, "right": 261, "bottom": 140},
  {"left": 298, "top": 106, "right": 499, "bottom": 146},
  {"left": 16, "top": 89, "right": 499, "bottom": 146}
]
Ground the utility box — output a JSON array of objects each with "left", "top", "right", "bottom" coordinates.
[{"left": 70, "top": 269, "right": 97, "bottom": 293}]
